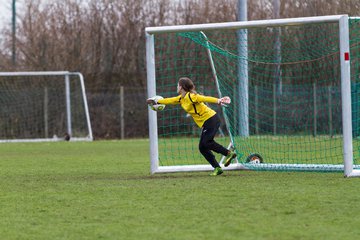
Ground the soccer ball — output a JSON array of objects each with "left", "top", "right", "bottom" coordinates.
[
  {"left": 246, "top": 153, "right": 263, "bottom": 164},
  {"left": 64, "top": 133, "right": 71, "bottom": 141},
  {"left": 151, "top": 104, "right": 166, "bottom": 111},
  {"left": 149, "top": 95, "right": 166, "bottom": 111}
]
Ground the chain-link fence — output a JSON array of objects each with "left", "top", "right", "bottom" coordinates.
[{"left": 87, "top": 86, "right": 148, "bottom": 139}]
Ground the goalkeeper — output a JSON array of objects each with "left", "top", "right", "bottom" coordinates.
[{"left": 147, "top": 77, "right": 237, "bottom": 176}]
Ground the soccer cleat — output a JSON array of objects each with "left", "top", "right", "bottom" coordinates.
[
  {"left": 224, "top": 151, "right": 237, "bottom": 167},
  {"left": 210, "top": 167, "right": 223, "bottom": 176}
]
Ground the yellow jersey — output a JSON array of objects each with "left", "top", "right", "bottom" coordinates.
[{"left": 157, "top": 92, "right": 218, "bottom": 128}]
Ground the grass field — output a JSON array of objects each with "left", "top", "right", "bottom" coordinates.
[{"left": 1, "top": 139, "right": 360, "bottom": 239}]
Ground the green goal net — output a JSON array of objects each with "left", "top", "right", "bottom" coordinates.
[{"left": 146, "top": 15, "right": 360, "bottom": 176}]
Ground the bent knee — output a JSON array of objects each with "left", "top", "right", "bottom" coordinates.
[{"left": 199, "top": 141, "right": 210, "bottom": 152}]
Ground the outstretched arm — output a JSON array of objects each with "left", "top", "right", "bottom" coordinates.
[
  {"left": 194, "top": 94, "right": 231, "bottom": 105},
  {"left": 146, "top": 96, "right": 181, "bottom": 105}
]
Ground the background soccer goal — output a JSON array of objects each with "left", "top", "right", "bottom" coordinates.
[
  {"left": 146, "top": 15, "right": 360, "bottom": 177},
  {"left": 0, "top": 71, "right": 93, "bottom": 142}
]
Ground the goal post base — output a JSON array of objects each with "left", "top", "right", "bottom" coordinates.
[
  {"left": 151, "top": 163, "right": 248, "bottom": 174},
  {"left": 152, "top": 163, "right": 360, "bottom": 175},
  {"left": 0, "top": 137, "right": 93, "bottom": 143},
  {"left": 345, "top": 169, "right": 360, "bottom": 178}
]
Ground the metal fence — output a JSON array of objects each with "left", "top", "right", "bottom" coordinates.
[{"left": 87, "top": 86, "right": 148, "bottom": 139}]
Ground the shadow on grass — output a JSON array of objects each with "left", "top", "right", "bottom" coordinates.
[{"left": 23, "top": 171, "right": 249, "bottom": 182}]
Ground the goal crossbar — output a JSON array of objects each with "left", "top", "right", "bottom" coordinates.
[{"left": 146, "top": 15, "right": 346, "bottom": 34}]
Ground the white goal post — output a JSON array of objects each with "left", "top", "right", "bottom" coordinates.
[
  {"left": 146, "top": 15, "right": 360, "bottom": 177},
  {"left": 0, "top": 71, "right": 93, "bottom": 142}
]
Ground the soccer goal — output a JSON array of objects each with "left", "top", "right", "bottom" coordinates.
[
  {"left": 146, "top": 15, "right": 360, "bottom": 177},
  {"left": 0, "top": 71, "right": 93, "bottom": 142}
]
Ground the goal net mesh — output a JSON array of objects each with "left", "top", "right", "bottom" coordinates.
[
  {"left": 152, "top": 18, "right": 360, "bottom": 172},
  {"left": 0, "top": 74, "right": 91, "bottom": 141}
]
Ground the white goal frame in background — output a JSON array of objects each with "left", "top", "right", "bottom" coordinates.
[
  {"left": 146, "top": 15, "right": 359, "bottom": 177},
  {"left": 0, "top": 71, "right": 93, "bottom": 142}
]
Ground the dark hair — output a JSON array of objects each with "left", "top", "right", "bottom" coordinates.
[{"left": 178, "top": 77, "right": 197, "bottom": 93}]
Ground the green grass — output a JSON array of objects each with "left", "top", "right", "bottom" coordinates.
[{"left": 1, "top": 140, "right": 360, "bottom": 239}]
